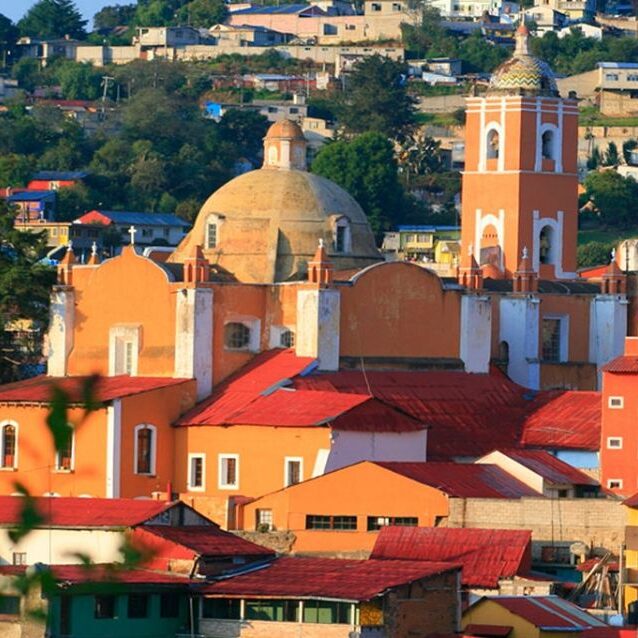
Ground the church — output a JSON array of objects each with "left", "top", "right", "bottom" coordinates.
[{"left": 0, "top": 26, "right": 627, "bottom": 517}]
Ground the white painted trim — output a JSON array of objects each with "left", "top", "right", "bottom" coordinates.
[
  {"left": 106, "top": 401, "right": 121, "bottom": 498},
  {"left": 218, "top": 453, "right": 239, "bottom": 490},
  {"left": 133, "top": 423, "right": 157, "bottom": 476},
  {"left": 223, "top": 318, "right": 260, "bottom": 353},
  {"left": 476, "top": 211, "right": 505, "bottom": 270},
  {"left": 533, "top": 214, "right": 570, "bottom": 277},
  {"left": 608, "top": 396, "right": 624, "bottom": 409},
  {"left": 536, "top": 123, "right": 560, "bottom": 172},
  {"left": 484, "top": 120, "right": 503, "bottom": 170},
  {"left": 284, "top": 456, "right": 304, "bottom": 487},
  {"left": 0, "top": 420, "right": 18, "bottom": 470},
  {"left": 478, "top": 101, "right": 486, "bottom": 171},
  {"left": 606, "top": 436, "right": 623, "bottom": 449},
  {"left": 187, "top": 453, "right": 206, "bottom": 492}
]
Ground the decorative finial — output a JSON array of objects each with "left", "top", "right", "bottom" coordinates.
[
  {"left": 91, "top": 241, "right": 97, "bottom": 257},
  {"left": 611, "top": 247, "right": 616, "bottom": 262},
  {"left": 318, "top": 237, "right": 324, "bottom": 249},
  {"left": 67, "top": 240, "right": 74, "bottom": 252},
  {"left": 522, "top": 246, "right": 528, "bottom": 259},
  {"left": 128, "top": 225, "right": 137, "bottom": 245}
]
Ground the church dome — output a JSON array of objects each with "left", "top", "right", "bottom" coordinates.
[
  {"left": 170, "top": 120, "right": 382, "bottom": 283},
  {"left": 488, "top": 25, "right": 558, "bottom": 97}
]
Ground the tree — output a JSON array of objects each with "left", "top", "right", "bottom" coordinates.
[
  {"left": 53, "top": 61, "right": 103, "bottom": 100},
  {"left": 177, "top": 0, "right": 227, "bottom": 26},
  {"left": 0, "top": 154, "right": 35, "bottom": 187},
  {"left": 339, "top": 56, "right": 416, "bottom": 139},
  {"left": 584, "top": 170, "right": 638, "bottom": 227},
  {"left": 312, "top": 132, "right": 407, "bottom": 235},
  {"left": 0, "top": 13, "right": 18, "bottom": 69},
  {"left": 0, "top": 200, "right": 56, "bottom": 383},
  {"left": 217, "top": 109, "right": 269, "bottom": 164},
  {"left": 603, "top": 142, "right": 620, "bottom": 167},
  {"left": 577, "top": 241, "right": 615, "bottom": 268},
  {"left": 18, "top": 0, "right": 87, "bottom": 40},
  {"left": 93, "top": 3, "right": 136, "bottom": 30},
  {"left": 397, "top": 132, "right": 445, "bottom": 184}
]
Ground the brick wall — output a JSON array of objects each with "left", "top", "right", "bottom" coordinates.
[{"left": 447, "top": 497, "right": 626, "bottom": 555}]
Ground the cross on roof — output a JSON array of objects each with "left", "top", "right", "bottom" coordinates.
[{"left": 128, "top": 225, "right": 137, "bottom": 245}]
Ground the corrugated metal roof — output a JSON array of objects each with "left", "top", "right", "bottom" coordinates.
[
  {"left": 602, "top": 356, "right": 638, "bottom": 373},
  {"left": 31, "top": 171, "right": 88, "bottom": 180},
  {"left": 75, "top": 209, "right": 188, "bottom": 227},
  {"left": 200, "top": 556, "right": 459, "bottom": 601},
  {"left": 7, "top": 190, "right": 55, "bottom": 201},
  {"left": 0, "top": 375, "right": 191, "bottom": 404},
  {"left": 232, "top": 4, "right": 320, "bottom": 14},
  {"left": 136, "top": 526, "right": 274, "bottom": 558},
  {"left": 370, "top": 527, "right": 532, "bottom": 588},
  {"left": 488, "top": 449, "right": 598, "bottom": 486},
  {"left": 376, "top": 462, "right": 541, "bottom": 498},
  {"left": 0, "top": 496, "right": 176, "bottom": 528},
  {"left": 484, "top": 596, "right": 608, "bottom": 629}
]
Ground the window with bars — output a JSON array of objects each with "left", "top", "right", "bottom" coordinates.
[
  {"left": 135, "top": 425, "right": 155, "bottom": 475},
  {"left": 127, "top": 594, "right": 148, "bottom": 619},
  {"left": 1, "top": 423, "right": 16, "bottom": 469},
  {"left": 256, "top": 509, "right": 273, "bottom": 531},
  {"left": 207, "top": 221, "right": 217, "bottom": 249},
  {"left": 224, "top": 322, "right": 251, "bottom": 350},
  {"left": 305, "top": 515, "right": 357, "bottom": 530},
  {"left": 541, "top": 318, "right": 562, "bottom": 362},
  {"left": 366, "top": 516, "right": 418, "bottom": 531},
  {"left": 55, "top": 429, "right": 73, "bottom": 471},
  {"left": 219, "top": 454, "right": 239, "bottom": 488},
  {"left": 279, "top": 329, "right": 295, "bottom": 348},
  {"left": 285, "top": 458, "right": 302, "bottom": 486},
  {"left": 188, "top": 454, "right": 205, "bottom": 490},
  {"left": 94, "top": 595, "right": 116, "bottom": 619}
]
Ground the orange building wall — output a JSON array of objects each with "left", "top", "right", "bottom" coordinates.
[
  {"left": 242, "top": 462, "right": 450, "bottom": 553},
  {"left": 600, "top": 370, "right": 638, "bottom": 496},
  {"left": 539, "top": 295, "right": 591, "bottom": 361},
  {"left": 119, "top": 381, "right": 197, "bottom": 498},
  {"left": 68, "top": 249, "right": 178, "bottom": 377},
  {"left": 339, "top": 264, "right": 461, "bottom": 360},
  {"left": 0, "top": 403, "right": 109, "bottom": 498}
]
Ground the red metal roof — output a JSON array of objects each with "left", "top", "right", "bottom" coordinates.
[
  {"left": 138, "top": 526, "right": 274, "bottom": 558},
  {"left": 0, "top": 496, "right": 179, "bottom": 528},
  {"left": 602, "top": 356, "right": 638, "bottom": 373},
  {"left": 376, "top": 462, "right": 541, "bottom": 498},
  {"left": 75, "top": 210, "right": 113, "bottom": 225},
  {"left": 370, "top": 527, "right": 532, "bottom": 588},
  {"left": 465, "top": 624, "right": 513, "bottom": 637},
  {"left": 0, "top": 375, "right": 191, "bottom": 404},
  {"left": 487, "top": 449, "right": 598, "bottom": 486},
  {"left": 624, "top": 492, "right": 638, "bottom": 507},
  {"left": 294, "top": 369, "right": 601, "bottom": 456},
  {"left": 200, "top": 556, "right": 459, "bottom": 601},
  {"left": 484, "top": 596, "right": 608, "bottom": 630}
]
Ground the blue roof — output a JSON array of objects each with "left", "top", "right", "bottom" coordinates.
[
  {"left": 7, "top": 190, "right": 56, "bottom": 202},
  {"left": 598, "top": 62, "right": 638, "bottom": 69},
  {"left": 232, "top": 4, "right": 313, "bottom": 14},
  {"left": 397, "top": 225, "right": 460, "bottom": 232},
  {"left": 31, "top": 171, "right": 88, "bottom": 181},
  {"left": 93, "top": 211, "right": 188, "bottom": 227}
]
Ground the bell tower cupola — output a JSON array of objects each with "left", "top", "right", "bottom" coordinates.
[
  {"left": 461, "top": 24, "right": 579, "bottom": 282},
  {"left": 263, "top": 119, "right": 308, "bottom": 171}
]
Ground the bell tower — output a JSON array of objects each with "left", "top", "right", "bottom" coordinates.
[{"left": 460, "top": 25, "right": 579, "bottom": 280}]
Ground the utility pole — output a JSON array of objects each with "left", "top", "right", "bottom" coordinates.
[{"left": 101, "top": 75, "right": 114, "bottom": 119}]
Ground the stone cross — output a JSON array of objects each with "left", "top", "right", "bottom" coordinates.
[{"left": 128, "top": 225, "right": 137, "bottom": 245}]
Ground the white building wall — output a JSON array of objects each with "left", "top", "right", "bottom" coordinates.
[
  {"left": 460, "top": 294, "right": 492, "bottom": 373},
  {"left": 47, "top": 288, "right": 75, "bottom": 376},
  {"left": 499, "top": 296, "right": 541, "bottom": 389},
  {"left": 324, "top": 430, "right": 428, "bottom": 472},
  {"left": 296, "top": 289, "right": 340, "bottom": 371},
  {"left": 589, "top": 294, "right": 628, "bottom": 387}
]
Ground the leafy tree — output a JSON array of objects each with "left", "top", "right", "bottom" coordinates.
[
  {"left": 577, "top": 241, "right": 615, "bottom": 268},
  {"left": 0, "top": 200, "right": 56, "bottom": 383},
  {"left": 312, "top": 132, "right": 407, "bottom": 234},
  {"left": 18, "top": 0, "right": 87, "bottom": 40},
  {"left": 55, "top": 183, "right": 93, "bottom": 221},
  {"left": 11, "top": 57, "right": 45, "bottom": 94},
  {"left": 339, "top": 55, "right": 415, "bottom": 138},
  {"left": 134, "top": 0, "right": 181, "bottom": 27},
  {"left": 0, "top": 154, "right": 35, "bottom": 187},
  {"left": 603, "top": 142, "right": 620, "bottom": 167},
  {"left": 53, "top": 61, "right": 103, "bottom": 100},
  {"left": 0, "top": 13, "right": 18, "bottom": 69},
  {"left": 177, "top": 0, "right": 227, "bottom": 26},
  {"left": 458, "top": 32, "right": 508, "bottom": 73},
  {"left": 217, "top": 109, "right": 268, "bottom": 164},
  {"left": 93, "top": 3, "right": 136, "bottom": 30},
  {"left": 584, "top": 170, "right": 638, "bottom": 227},
  {"left": 397, "top": 132, "right": 445, "bottom": 184},
  {"left": 587, "top": 146, "right": 601, "bottom": 170}
]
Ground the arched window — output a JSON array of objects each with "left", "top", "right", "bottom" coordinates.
[
  {"left": 486, "top": 128, "right": 500, "bottom": 160},
  {"left": 225, "top": 322, "right": 251, "bottom": 350},
  {"left": 539, "top": 225, "right": 555, "bottom": 265},
  {"left": 1, "top": 423, "right": 17, "bottom": 469},
  {"left": 498, "top": 340, "right": 510, "bottom": 363},
  {"left": 542, "top": 130, "right": 555, "bottom": 160},
  {"left": 134, "top": 425, "right": 156, "bottom": 475},
  {"left": 55, "top": 428, "right": 74, "bottom": 471},
  {"left": 280, "top": 328, "right": 295, "bottom": 348}
]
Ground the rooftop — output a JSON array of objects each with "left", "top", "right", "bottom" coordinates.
[
  {"left": 0, "top": 496, "right": 179, "bottom": 528},
  {"left": 376, "top": 462, "right": 541, "bottom": 498},
  {"left": 7, "top": 190, "right": 55, "bottom": 202},
  {"left": 200, "top": 556, "right": 459, "bottom": 601},
  {"left": 0, "top": 375, "right": 191, "bottom": 405},
  {"left": 75, "top": 210, "right": 188, "bottom": 228},
  {"left": 370, "top": 527, "right": 532, "bottom": 588},
  {"left": 31, "top": 171, "right": 88, "bottom": 181},
  {"left": 602, "top": 356, "right": 638, "bottom": 373}
]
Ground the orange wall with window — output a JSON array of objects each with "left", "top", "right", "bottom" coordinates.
[{"left": 241, "top": 461, "right": 450, "bottom": 553}]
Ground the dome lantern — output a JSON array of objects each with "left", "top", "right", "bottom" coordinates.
[{"left": 263, "top": 119, "right": 308, "bottom": 171}]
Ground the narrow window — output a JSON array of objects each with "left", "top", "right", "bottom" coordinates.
[
  {"left": 224, "top": 322, "right": 251, "bottom": 350},
  {"left": 336, "top": 225, "right": 346, "bottom": 252},
  {"left": 219, "top": 454, "right": 239, "bottom": 489},
  {"left": 95, "top": 595, "right": 116, "bottom": 619},
  {"left": 127, "top": 594, "right": 148, "bottom": 619},
  {"left": 539, "top": 225, "right": 555, "bottom": 265},
  {"left": 541, "top": 318, "right": 562, "bottom": 362},
  {"left": 285, "top": 458, "right": 302, "bottom": 487},
  {"left": 188, "top": 454, "right": 205, "bottom": 491},
  {"left": 1, "top": 424, "right": 16, "bottom": 469},
  {"left": 135, "top": 425, "right": 155, "bottom": 475},
  {"left": 60, "top": 595, "right": 72, "bottom": 635},
  {"left": 124, "top": 341, "right": 134, "bottom": 375},
  {"left": 207, "top": 220, "right": 217, "bottom": 249},
  {"left": 12, "top": 552, "right": 26, "bottom": 566},
  {"left": 486, "top": 128, "right": 500, "bottom": 159},
  {"left": 542, "top": 130, "right": 555, "bottom": 160},
  {"left": 55, "top": 428, "right": 73, "bottom": 471},
  {"left": 333, "top": 218, "right": 351, "bottom": 253}
]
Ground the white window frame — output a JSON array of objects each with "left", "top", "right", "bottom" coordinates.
[
  {"left": 607, "top": 437, "right": 623, "bottom": 449},
  {"left": 54, "top": 428, "right": 75, "bottom": 472},
  {"left": 608, "top": 396, "right": 624, "bottom": 409},
  {"left": 206, "top": 214, "right": 223, "bottom": 249},
  {"left": 109, "top": 325, "right": 141, "bottom": 376},
  {"left": 218, "top": 453, "right": 239, "bottom": 490},
  {"left": 269, "top": 325, "right": 296, "bottom": 349},
  {"left": 134, "top": 424, "right": 157, "bottom": 476},
  {"left": 284, "top": 457, "right": 304, "bottom": 487},
  {"left": 607, "top": 478, "right": 623, "bottom": 489},
  {"left": 223, "top": 318, "right": 260, "bottom": 352},
  {"left": 0, "top": 420, "right": 18, "bottom": 470},
  {"left": 187, "top": 453, "right": 206, "bottom": 492}
]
